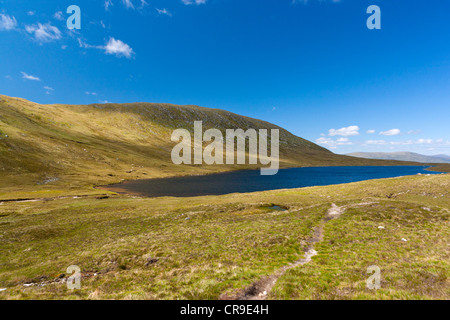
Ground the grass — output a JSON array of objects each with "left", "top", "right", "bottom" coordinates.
[
  {"left": 0, "top": 94, "right": 448, "bottom": 299},
  {"left": 0, "top": 174, "right": 448, "bottom": 299},
  {"left": 271, "top": 201, "right": 449, "bottom": 299}
]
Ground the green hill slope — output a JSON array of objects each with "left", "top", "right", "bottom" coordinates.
[{"left": 0, "top": 95, "right": 442, "bottom": 192}]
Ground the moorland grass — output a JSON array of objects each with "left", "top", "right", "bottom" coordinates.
[{"left": 0, "top": 174, "right": 448, "bottom": 299}]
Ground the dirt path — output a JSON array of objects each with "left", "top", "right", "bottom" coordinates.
[{"left": 221, "top": 203, "right": 345, "bottom": 300}]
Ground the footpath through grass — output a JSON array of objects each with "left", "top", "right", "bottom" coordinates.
[{"left": 0, "top": 174, "right": 448, "bottom": 299}]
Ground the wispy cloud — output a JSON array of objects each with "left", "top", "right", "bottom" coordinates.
[
  {"left": 365, "top": 139, "right": 387, "bottom": 145},
  {"left": 156, "top": 8, "right": 172, "bottom": 17},
  {"left": 123, "top": 0, "right": 135, "bottom": 9},
  {"left": 78, "top": 37, "right": 134, "bottom": 58},
  {"left": 316, "top": 136, "right": 353, "bottom": 149},
  {"left": 25, "top": 23, "right": 62, "bottom": 43},
  {"left": 44, "top": 86, "right": 54, "bottom": 94},
  {"left": 182, "top": 0, "right": 208, "bottom": 5},
  {"left": 0, "top": 14, "right": 17, "bottom": 31},
  {"left": 85, "top": 91, "right": 98, "bottom": 96},
  {"left": 328, "top": 125, "right": 360, "bottom": 137},
  {"left": 21, "top": 72, "right": 41, "bottom": 81},
  {"left": 106, "top": 0, "right": 147, "bottom": 11},
  {"left": 380, "top": 129, "right": 400, "bottom": 136},
  {"left": 105, "top": 0, "right": 113, "bottom": 11},
  {"left": 78, "top": 38, "right": 101, "bottom": 49},
  {"left": 366, "top": 129, "right": 375, "bottom": 134},
  {"left": 53, "top": 11, "right": 64, "bottom": 21},
  {"left": 364, "top": 138, "right": 448, "bottom": 146}
]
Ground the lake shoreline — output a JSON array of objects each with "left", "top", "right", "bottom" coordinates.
[{"left": 97, "top": 165, "right": 445, "bottom": 198}]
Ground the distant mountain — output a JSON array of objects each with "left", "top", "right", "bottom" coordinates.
[
  {"left": 346, "top": 152, "right": 450, "bottom": 163},
  {"left": 432, "top": 154, "right": 450, "bottom": 161}
]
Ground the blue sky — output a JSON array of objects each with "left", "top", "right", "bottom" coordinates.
[{"left": 1, "top": 0, "right": 449, "bottom": 155}]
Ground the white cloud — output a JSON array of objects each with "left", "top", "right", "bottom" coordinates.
[
  {"left": 78, "top": 38, "right": 101, "bottom": 49},
  {"left": 365, "top": 140, "right": 387, "bottom": 145},
  {"left": 328, "top": 125, "right": 359, "bottom": 137},
  {"left": 105, "top": 0, "right": 113, "bottom": 11},
  {"left": 85, "top": 92, "right": 98, "bottom": 96},
  {"left": 123, "top": 0, "right": 134, "bottom": 9},
  {"left": 316, "top": 137, "right": 352, "bottom": 149},
  {"left": 44, "top": 86, "right": 54, "bottom": 94},
  {"left": 25, "top": 23, "right": 62, "bottom": 43},
  {"left": 78, "top": 37, "right": 134, "bottom": 59},
  {"left": 156, "top": 8, "right": 172, "bottom": 17},
  {"left": 415, "top": 139, "right": 433, "bottom": 144},
  {"left": 21, "top": 72, "right": 41, "bottom": 81},
  {"left": 107, "top": 0, "right": 147, "bottom": 11},
  {"left": 366, "top": 129, "right": 375, "bottom": 134},
  {"left": 380, "top": 129, "right": 400, "bottom": 136},
  {"left": 5, "top": 75, "right": 12, "bottom": 80},
  {"left": 182, "top": 0, "right": 208, "bottom": 5},
  {"left": 104, "top": 37, "right": 134, "bottom": 58},
  {"left": 27, "top": 11, "right": 35, "bottom": 16},
  {"left": 316, "top": 137, "right": 336, "bottom": 148},
  {"left": 53, "top": 11, "right": 64, "bottom": 21},
  {"left": 0, "top": 14, "right": 17, "bottom": 31},
  {"left": 364, "top": 138, "right": 447, "bottom": 146}
]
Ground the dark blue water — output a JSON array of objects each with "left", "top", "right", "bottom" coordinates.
[{"left": 107, "top": 166, "right": 440, "bottom": 197}]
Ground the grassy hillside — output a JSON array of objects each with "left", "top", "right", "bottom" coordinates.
[
  {"left": 0, "top": 95, "right": 448, "bottom": 300},
  {"left": 347, "top": 152, "right": 450, "bottom": 164},
  {"left": 0, "top": 174, "right": 448, "bottom": 299},
  {"left": 1, "top": 94, "right": 442, "bottom": 198}
]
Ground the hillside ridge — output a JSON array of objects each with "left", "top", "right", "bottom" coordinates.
[
  {"left": 0, "top": 94, "right": 444, "bottom": 192},
  {"left": 347, "top": 151, "right": 450, "bottom": 164}
]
